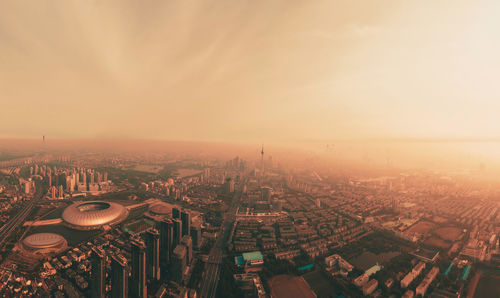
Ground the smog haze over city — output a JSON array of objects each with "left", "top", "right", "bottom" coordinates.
[{"left": 1, "top": 1, "right": 500, "bottom": 298}]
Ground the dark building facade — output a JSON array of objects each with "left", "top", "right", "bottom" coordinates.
[
  {"left": 172, "top": 207, "right": 180, "bottom": 219},
  {"left": 131, "top": 241, "right": 147, "bottom": 298},
  {"left": 111, "top": 254, "right": 128, "bottom": 298},
  {"left": 190, "top": 224, "right": 201, "bottom": 249},
  {"left": 181, "top": 235, "right": 193, "bottom": 265},
  {"left": 171, "top": 244, "right": 187, "bottom": 283},
  {"left": 173, "top": 218, "right": 182, "bottom": 248},
  {"left": 146, "top": 228, "right": 161, "bottom": 281},
  {"left": 180, "top": 211, "right": 190, "bottom": 236},
  {"left": 159, "top": 219, "right": 174, "bottom": 265},
  {"left": 90, "top": 247, "right": 106, "bottom": 298}
]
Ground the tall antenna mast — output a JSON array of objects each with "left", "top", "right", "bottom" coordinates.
[{"left": 260, "top": 144, "right": 265, "bottom": 184}]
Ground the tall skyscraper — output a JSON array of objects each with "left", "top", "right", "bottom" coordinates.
[
  {"left": 171, "top": 244, "right": 187, "bottom": 283},
  {"left": 173, "top": 218, "right": 182, "bottom": 248},
  {"left": 224, "top": 178, "right": 235, "bottom": 194},
  {"left": 261, "top": 187, "right": 272, "bottom": 203},
  {"left": 190, "top": 224, "right": 202, "bottom": 249},
  {"left": 172, "top": 207, "right": 180, "bottom": 219},
  {"left": 131, "top": 241, "right": 147, "bottom": 298},
  {"left": 51, "top": 186, "right": 56, "bottom": 199},
  {"left": 111, "top": 254, "right": 128, "bottom": 298},
  {"left": 145, "top": 229, "right": 161, "bottom": 281},
  {"left": 58, "top": 184, "right": 63, "bottom": 198},
  {"left": 180, "top": 211, "right": 190, "bottom": 237},
  {"left": 181, "top": 235, "right": 193, "bottom": 264},
  {"left": 90, "top": 247, "right": 106, "bottom": 298},
  {"left": 65, "top": 175, "right": 72, "bottom": 192},
  {"left": 159, "top": 219, "right": 174, "bottom": 265}
]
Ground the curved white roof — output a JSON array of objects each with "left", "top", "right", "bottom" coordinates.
[
  {"left": 62, "top": 201, "right": 128, "bottom": 228},
  {"left": 23, "top": 233, "right": 66, "bottom": 249}
]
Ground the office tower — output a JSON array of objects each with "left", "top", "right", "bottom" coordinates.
[
  {"left": 261, "top": 187, "right": 272, "bottom": 203},
  {"left": 65, "top": 176, "right": 72, "bottom": 192},
  {"left": 22, "top": 180, "right": 30, "bottom": 194},
  {"left": 181, "top": 235, "right": 193, "bottom": 264},
  {"left": 104, "top": 172, "right": 108, "bottom": 182},
  {"left": 224, "top": 178, "right": 234, "bottom": 194},
  {"left": 230, "top": 179, "right": 235, "bottom": 192},
  {"left": 82, "top": 172, "right": 87, "bottom": 185},
  {"left": 48, "top": 174, "right": 52, "bottom": 187},
  {"left": 90, "top": 247, "right": 106, "bottom": 298},
  {"left": 190, "top": 225, "right": 201, "bottom": 249},
  {"left": 90, "top": 171, "right": 95, "bottom": 184},
  {"left": 146, "top": 229, "right": 161, "bottom": 281},
  {"left": 58, "top": 185, "right": 63, "bottom": 198},
  {"left": 51, "top": 186, "right": 56, "bottom": 199},
  {"left": 159, "top": 219, "right": 174, "bottom": 265},
  {"left": 171, "top": 244, "right": 187, "bottom": 283},
  {"left": 111, "top": 254, "right": 128, "bottom": 298},
  {"left": 392, "top": 197, "right": 399, "bottom": 212},
  {"left": 180, "top": 211, "right": 190, "bottom": 236},
  {"left": 172, "top": 207, "right": 180, "bottom": 219},
  {"left": 173, "top": 218, "right": 182, "bottom": 248},
  {"left": 131, "top": 241, "right": 147, "bottom": 298}
]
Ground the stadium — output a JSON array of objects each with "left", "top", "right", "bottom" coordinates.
[
  {"left": 21, "top": 233, "right": 68, "bottom": 255},
  {"left": 62, "top": 201, "right": 129, "bottom": 230}
]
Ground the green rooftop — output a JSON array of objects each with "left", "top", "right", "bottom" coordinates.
[{"left": 242, "top": 251, "right": 264, "bottom": 261}]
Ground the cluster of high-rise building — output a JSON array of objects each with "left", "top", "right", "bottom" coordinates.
[
  {"left": 82, "top": 209, "right": 197, "bottom": 297},
  {"left": 20, "top": 178, "right": 35, "bottom": 195},
  {"left": 226, "top": 156, "right": 247, "bottom": 172},
  {"left": 11, "top": 163, "right": 111, "bottom": 199},
  {"left": 58, "top": 167, "right": 108, "bottom": 192}
]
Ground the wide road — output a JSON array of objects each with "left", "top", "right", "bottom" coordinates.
[
  {"left": 0, "top": 180, "right": 45, "bottom": 250},
  {"left": 199, "top": 190, "right": 241, "bottom": 298}
]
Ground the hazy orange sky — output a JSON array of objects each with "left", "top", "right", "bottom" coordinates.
[{"left": 1, "top": 1, "right": 500, "bottom": 144}]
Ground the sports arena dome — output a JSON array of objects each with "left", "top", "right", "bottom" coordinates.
[
  {"left": 62, "top": 201, "right": 128, "bottom": 230},
  {"left": 22, "top": 233, "right": 67, "bottom": 254},
  {"left": 149, "top": 202, "right": 171, "bottom": 216}
]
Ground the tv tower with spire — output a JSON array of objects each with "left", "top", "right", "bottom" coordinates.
[{"left": 260, "top": 145, "right": 265, "bottom": 184}]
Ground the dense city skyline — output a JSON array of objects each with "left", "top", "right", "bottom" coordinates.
[{"left": 1, "top": 1, "right": 500, "bottom": 297}]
